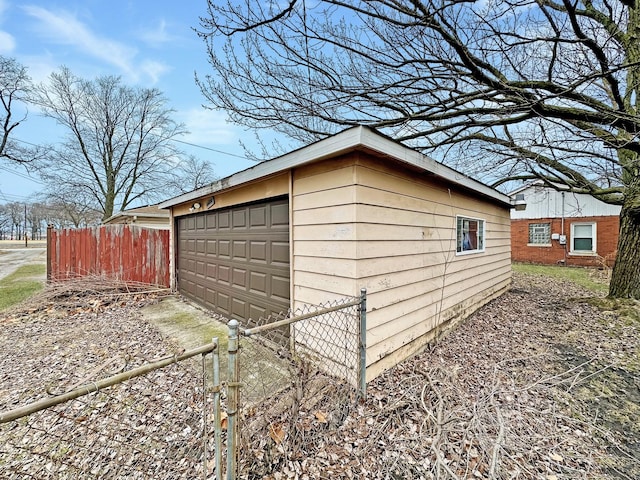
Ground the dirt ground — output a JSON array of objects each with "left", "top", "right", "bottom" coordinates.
[{"left": 1, "top": 269, "right": 639, "bottom": 479}]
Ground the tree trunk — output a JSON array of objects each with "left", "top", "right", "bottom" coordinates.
[{"left": 609, "top": 193, "right": 640, "bottom": 298}]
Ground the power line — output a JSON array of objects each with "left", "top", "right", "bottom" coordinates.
[
  {"left": 0, "top": 166, "right": 45, "bottom": 185},
  {"left": 14, "top": 135, "right": 257, "bottom": 162},
  {"left": 0, "top": 191, "right": 32, "bottom": 202},
  {"left": 171, "top": 138, "right": 254, "bottom": 160},
  {"left": 12, "top": 137, "right": 41, "bottom": 148}
]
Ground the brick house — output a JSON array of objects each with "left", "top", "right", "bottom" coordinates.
[{"left": 510, "top": 182, "right": 621, "bottom": 267}]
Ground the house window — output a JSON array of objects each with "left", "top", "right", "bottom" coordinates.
[
  {"left": 571, "top": 223, "right": 596, "bottom": 254},
  {"left": 528, "top": 223, "right": 551, "bottom": 245},
  {"left": 456, "top": 216, "right": 485, "bottom": 254}
]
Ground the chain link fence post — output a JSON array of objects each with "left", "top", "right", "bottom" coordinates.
[
  {"left": 211, "top": 337, "right": 222, "bottom": 480},
  {"left": 359, "top": 288, "right": 367, "bottom": 400},
  {"left": 226, "top": 320, "right": 240, "bottom": 480}
]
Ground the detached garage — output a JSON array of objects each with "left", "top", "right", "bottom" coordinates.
[{"left": 159, "top": 126, "right": 515, "bottom": 380}]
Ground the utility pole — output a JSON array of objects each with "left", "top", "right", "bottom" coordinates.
[{"left": 24, "top": 203, "right": 27, "bottom": 247}]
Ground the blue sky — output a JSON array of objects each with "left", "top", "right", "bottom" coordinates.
[{"left": 0, "top": 0, "right": 263, "bottom": 205}]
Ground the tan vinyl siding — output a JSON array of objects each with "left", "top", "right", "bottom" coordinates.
[
  {"left": 291, "top": 153, "right": 511, "bottom": 381},
  {"left": 292, "top": 157, "right": 359, "bottom": 306},
  {"left": 352, "top": 158, "right": 511, "bottom": 380},
  {"left": 172, "top": 173, "right": 289, "bottom": 218}
]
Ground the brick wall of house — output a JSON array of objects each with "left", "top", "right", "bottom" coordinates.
[{"left": 511, "top": 215, "right": 620, "bottom": 267}]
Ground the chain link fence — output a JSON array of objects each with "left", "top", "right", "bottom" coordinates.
[
  {"left": 228, "top": 290, "right": 367, "bottom": 479},
  {"left": 1, "top": 291, "right": 367, "bottom": 480},
  {"left": 0, "top": 343, "right": 222, "bottom": 480}
]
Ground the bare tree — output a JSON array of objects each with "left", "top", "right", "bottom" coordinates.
[
  {"left": 4, "top": 201, "right": 24, "bottom": 240},
  {"left": 197, "top": 0, "right": 640, "bottom": 298},
  {"left": 0, "top": 204, "right": 10, "bottom": 239},
  {"left": 0, "top": 56, "right": 40, "bottom": 165},
  {"left": 166, "top": 154, "right": 217, "bottom": 194},
  {"left": 34, "top": 67, "right": 187, "bottom": 221},
  {"left": 39, "top": 192, "right": 103, "bottom": 228}
]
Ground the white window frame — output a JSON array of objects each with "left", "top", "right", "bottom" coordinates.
[
  {"left": 528, "top": 222, "right": 551, "bottom": 246},
  {"left": 570, "top": 222, "right": 596, "bottom": 255},
  {"left": 456, "top": 215, "right": 485, "bottom": 255}
]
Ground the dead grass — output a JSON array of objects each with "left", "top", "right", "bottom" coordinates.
[
  {"left": 0, "top": 264, "right": 46, "bottom": 311},
  {"left": 240, "top": 271, "right": 640, "bottom": 479},
  {"left": 1, "top": 271, "right": 638, "bottom": 479},
  {"left": 512, "top": 262, "right": 610, "bottom": 294}
]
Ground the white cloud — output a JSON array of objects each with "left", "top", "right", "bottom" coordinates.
[
  {"left": 139, "top": 19, "right": 174, "bottom": 47},
  {"left": 140, "top": 59, "right": 171, "bottom": 84},
  {"left": 0, "top": 30, "right": 15, "bottom": 53},
  {"left": 19, "top": 53, "right": 58, "bottom": 83},
  {"left": 178, "top": 108, "right": 238, "bottom": 146},
  {"left": 21, "top": 5, "right": 168, "bottom": 85}
]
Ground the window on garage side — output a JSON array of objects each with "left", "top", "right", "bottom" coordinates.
[
  {"left": 528, "top": 223, "right": 551, "bottom": 245},
  {"left": 456, "top": 216, "right": 485, "bottom": 254},
  {"left": 571, "top": 223, "right": 596, "bottom": 254}
]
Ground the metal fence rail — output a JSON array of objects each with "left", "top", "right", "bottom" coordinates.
[
  {"left": 228, "top": 289, "right": 367, "bottom": 479},
  {"left": 1, "top": 291, "right": 367, "bottom": 480},
  {"left": 0, "top": 342, "right": 222, "bottom": 480}
]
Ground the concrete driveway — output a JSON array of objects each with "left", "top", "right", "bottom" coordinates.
[{"left": 0, "top": 241, "right": 46, "bottom": 281}]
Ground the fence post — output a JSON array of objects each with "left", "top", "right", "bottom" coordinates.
[
  {"left": 359, "top": 288, "right": 367, "bottom": 400},
  {"left": 211, "top": 337, "right": 222, "bottom": 480},
  {"left": 227, "top": 320, "right": 240, "bottom": 480},
  {"left": 46, "top": 224, "right": 53, "bottom": 281}
]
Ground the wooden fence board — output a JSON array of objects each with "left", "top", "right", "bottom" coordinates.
[{"left": 46, "top": 225, "right": 170, "bottom": 287}]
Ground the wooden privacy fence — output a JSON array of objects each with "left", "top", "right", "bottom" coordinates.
[{"left": 47, "top": 224, "right": 170, "bottom": 287}]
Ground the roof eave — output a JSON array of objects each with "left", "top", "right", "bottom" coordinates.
[{"left": 158, "top": 126, "right": 512, "bottom": 209}]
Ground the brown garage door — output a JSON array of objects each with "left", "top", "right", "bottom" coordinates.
[{"left": 176, "top": 197, "right": 290, "bottom": 322}]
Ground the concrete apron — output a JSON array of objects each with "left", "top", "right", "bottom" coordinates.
[{"left": 140, "top": 295, "right": 291, "bottom": 403}]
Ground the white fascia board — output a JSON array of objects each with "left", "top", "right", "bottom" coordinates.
[{"left": 159, "top": 126, "right": 511, "bottom": 209}]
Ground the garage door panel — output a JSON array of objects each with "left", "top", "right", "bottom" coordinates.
[
  {"left": 217, "top": 210, "right": 229, "bottom": 229},
  {"left": 249, "top": 304, "right": 267, "bottom": 321},
  {"left": 232, "top": 267, "right": 246, "bottom": 288},
  {"left": 196, "top": 261, "right": 205, "bottom": 276},
  {"left": 177, "top": 197, "right": 290, "bottom": 322},
  {"left": 232, "top": 297, "right": 246, "bottom": 317},
  {"left": 250, "top": 271, "right": 267, "bottom": 295},
  {"left": 271, "top": 203, "right": 289, "bottom": 226},
  {"left": 217, "top": 292, "right": 230, "bottom": 315},
  {"left": 271, "top": 275, "right": 290, "bottom": 302},
  {"left": 250, "top": 206, "right": 267, "bottom": 227},
  {"left": 186, "top": 258, "right": 196, "bottom": 271},
  {"left": 272, "top": 242, "right": 289, "bottom": 265},
  {"left": 250, "top": 241, "right": 267, "bottom": 262},
  {"left": 218, "top": 265, "right": 231, "bottom": 284},
  {"left": 206, "top": 263, "right": 217, "bottom": 278},
  {"left": 219, "top": 240, "right": 230, "bottom": 258},
  {"left": 233, "top": 240, "right": 247, "bottom": 260},
  {"left": 233, "top": 209, "right": 246, "bottom": 228}
]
